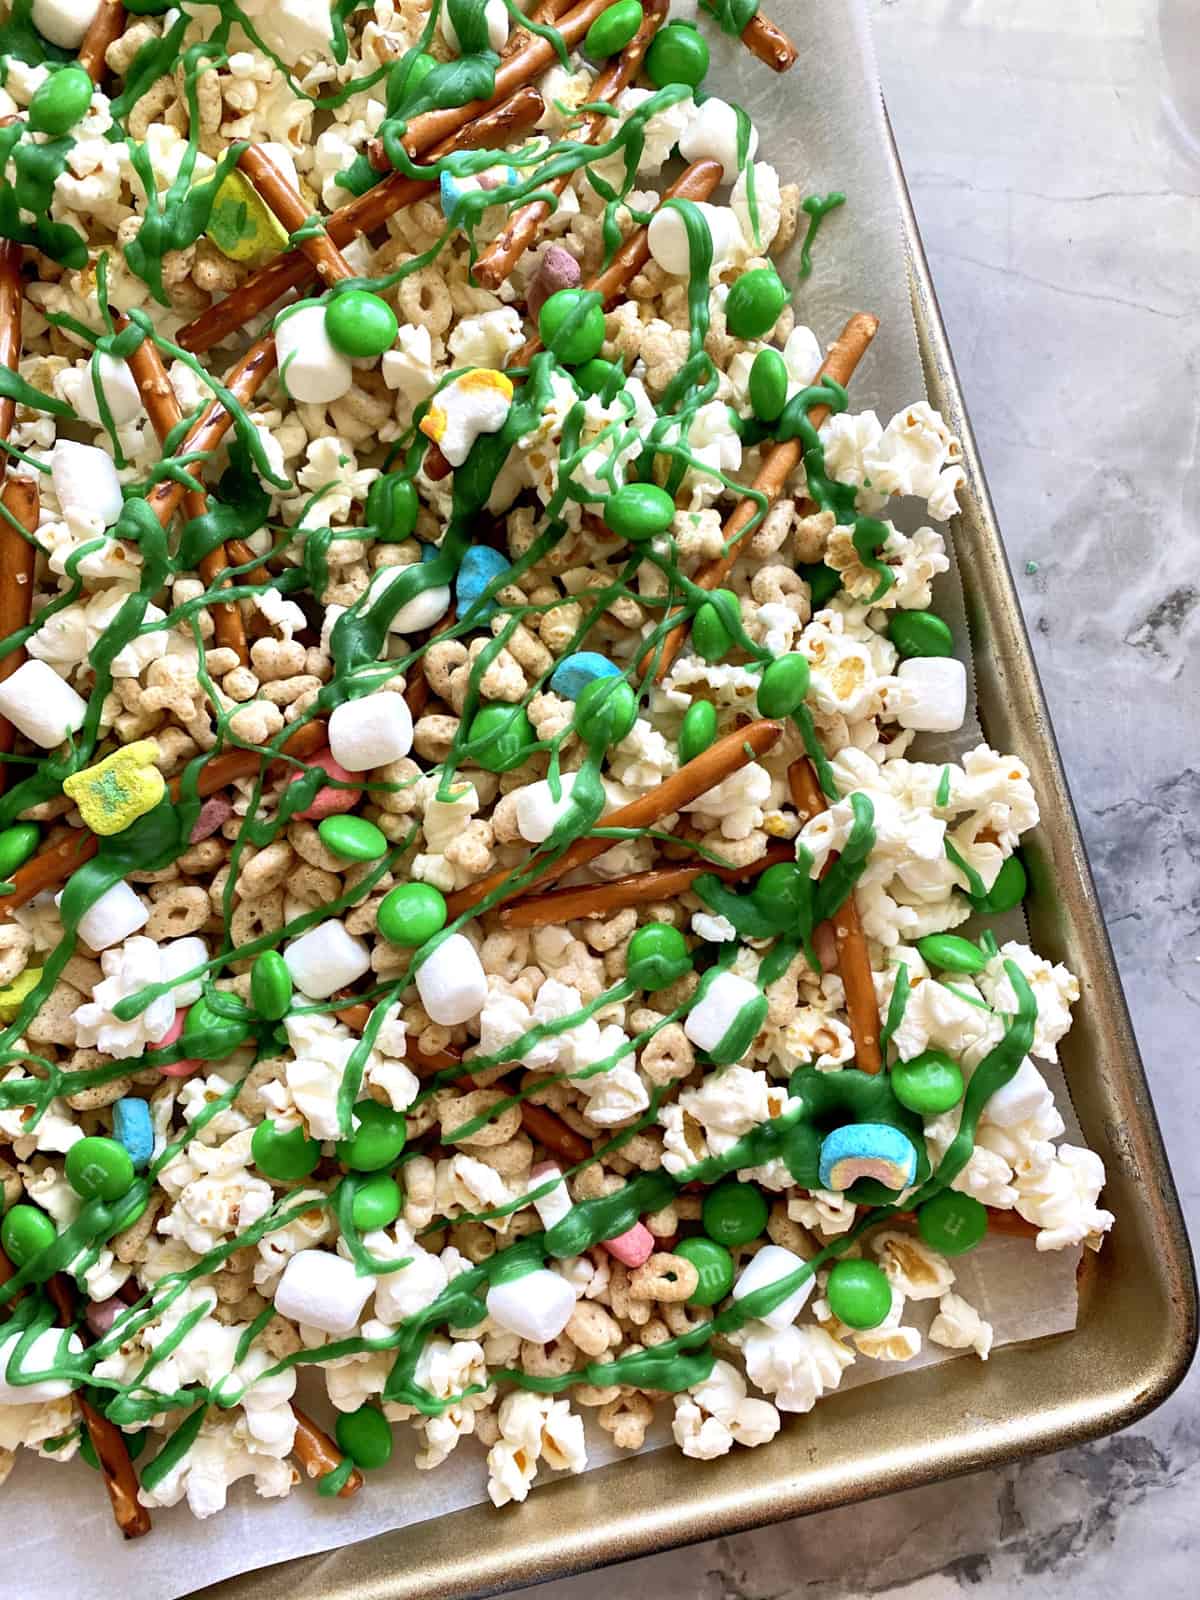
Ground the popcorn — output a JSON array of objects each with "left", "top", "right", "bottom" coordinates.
[
  {"left": 740, "top": 1323, "right": 854, "bottom": 1413},
  {"left": 72, "top": 935, "right": 177, "bottom": 1058},
  {"left": 672, "top": 1360, "right": 781, "bottom": 1459},
  {"left": 678, "top": 95, "right": 759, "bottom": 182},
  {"left": 51, "top": 441, "right": 122, "bottom": 528},
  {"left": 419, "top": 369, "right": 514, "bottom": 468},
  {"left": 930, "top": 1291, "right": 994, "bottom": 1360},
  {"left": 486, "top": 1389, "right": 586, "bottom": 1507}
]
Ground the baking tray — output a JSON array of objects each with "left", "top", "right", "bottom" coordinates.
[{"left": 197, "top": 95, "right": 1198, "bottom": 1600}]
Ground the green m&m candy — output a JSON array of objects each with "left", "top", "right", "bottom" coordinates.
[
  {"left": 692, "top": 590, "right": 738, "bottom": 663},
  {"left": 251, "top": 951, "right": 293, "bottom": 1022},
  {"left": 325, "top": 289, "right": 399, "bottom": 358},
  {"left": 757, "top": 652, "right": 810, "bottom": 718},
  {"left": 889, "top": 1050, "right": 964, "bottom": 1115},
  {"left": 702, "top": 1180, "right": 768, "bottom": 1246},
  {"left": 917, "top": 1190, "right": 989, "bottom": 1256},
  {"left": 916, "top": 933, "right": 988, "bottom": 975},
  {"left": 604, "top": 482, "right": 674, "bottom": 541},
  {"left": 336, "top": 1404, "right": 394, "bottom": 1470},
  {"left": 351, "top": 1174, "right": 403, "bottom": 1232},
  {"left": 182, "top": 994, "right": 252, "bottom": 1059},
  {"left": 748, "top": 347, "right": 788, "bottom": 423},
  {"left": 753, "top": 861, "right": 809, "bottom": 926},
  {"left": 1, "top": 1203, "right": 56, "bottom": 1265},
  {"left": 539, "top": 288, "right": 605, "bottom": 365},
  {"left": 574, "top": 357, "right": 623, "bottom": 401},
  {"left": 252, "top": 1118, "right": 321, "bottom": 1182},
  {"left": 888, "top": 609, "right": 953, "bottom": 659},
  {"left": 28, "top": 66, "right": 93, "bottom": 135},
  {"left": 969, "top": 854, "right": 1027, "bottom": 915},
  {"left": 584, "top": 0, "right": 642, "bottom": 57},
  {"left": 645, "top": 20, "right": 709, "bottom": 89},
  {"left": 319, "top": 815, "right": 389, "bottom": 862},
  {"left": 65, "top": 1136, "right": 135, "bottom": 1203},
  {"left": 798, "top": 561, "right": 840, "bottom": 608},
  {"left": 466, "top": 704, "right": 533, "bottom": 772},
  {"left": 678, "top": 699, "right": 717, "bottom": 765},
  {"left": 0, "top": 822, "right": 39, "bottom": 879},
  {"left": 725, "top": 269, "right": 789, "bottom": 340},
  {"left": 387, "top": 49, "right": 436, "bottom": 115},
  {"left": 365, "top": 473, "right": 418, "bottom": 541},
  {"left": 337, "top": 1100, "right": 407, "bottom": 1172},
  {"left": 626, "top": 922, "right": 692, "bottom": 992},
  {"left": 674, "top": 1236, "right": 734, "bottom": 1306},
  {"left": 377, "top": 881, "right": 447, "bottom": 947},
  {"left": 826, "top": 1258, "right": 891, "bottom": 1329},
  {"left": 575, "top": 676, "right": 637, "bottom": 746}
]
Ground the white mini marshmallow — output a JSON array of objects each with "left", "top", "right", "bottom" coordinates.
[
  {"left": 982, "top": 1057, "right": 1055, "bottom": 1129},
  {"left": 0, "top": 659, "right": 87, "bottom": 749},
  {"left": 328, "top": 691, "right": 414, "bottom": 771},
  {"left": 895, "top": 656, "right": 967, "bottom": 733},
  {"left": 30, "top": 0, "right": 99, "bottom": 48},
  {"left": 515, "top": 772, "right": 580, "bottom": 844},
  {"left": 527, "top": 1162, "right": 573, "bottom": 1230},
  {"left": 285, "top": 921, "right": 370, "bottom": 999},
  {"left": 678, "top": 96, "right": 759, "bottom": 183},
  {"left": 414, "top": 933, "right": 488, "bottom": 1026},
  {"left": 486, "top": 1268, "right": 575, "bottom": 1344},
  {"left": 0, "top": 1327, "right": 84, "bottom": 1404},
  {"left": 731, "top": 1244, "right": 814, "bottom": 1330},
  {"left": 52, "top": 440, "right": 123, "bottom": 528},
  {"left": 684, "top": 971, "right": 762, "bottom": 1054},
  {"left": 274, "top": 1249, "right": 377, "bottom": 1335},
  {"left": 274, "top": 304, "right": 354, "bottom": 405},
  {"left": 60, "top": 880, "right": 149, "bottom": 952},
  {"left": 60, "top": 354, "right": 143, "bottom": 427},
  {"left": 159, "top": 935, "right": 209, "bottom": 1007},
  {"left": 648, "top": 201, "right": 740, "bottom": 276},
  {"left": 442, "top": 0, "right": 508, "bottom": 52},
  {"left": 367, "top": 566, "right": 451, "bottom": 635}
]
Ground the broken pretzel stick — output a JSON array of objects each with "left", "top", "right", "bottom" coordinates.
[
  {"left": 178, "top": 87, "right": 545, "bottom": 355},
  {"left": 78, "top": 0, "right": 126, "bottom": 84},
  {"left": 500, "top": 840, "right": 796, "bottom": 929},
  {"left": 237, "top": 146, "right": 356, "bottom": 290},
  {"left": 445, "top": 716, "right": 784, "bottom": 921},
  {"left": 291, "top": 1405, "right": 364, "bottom": 1498},
  {"left": 472, "top": 0, "right": 669, "bottom": 290},
  {"left": 740, "top": 9, "right": 799, "bottom": 74},
  {"left": 653, "top": 310, "right": 880, "bottom": 681},
  {"left": 788, "top": 756, "right": 881, "bottom": 1074},
  {"left": 0, "top": 239, "right": 39, "bottom": 798}
]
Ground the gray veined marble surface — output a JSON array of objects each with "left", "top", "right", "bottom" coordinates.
[{"left": 516, "top": 2, "right": 1200, "bottom": 1596}]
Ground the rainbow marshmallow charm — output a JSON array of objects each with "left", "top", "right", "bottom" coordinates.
[
  {"left": 818, "top": 1123, "right": 919, "bottom": 1193},
  {"left": 419, "top": 368, "right": 513, "bottom": 467},
  {"left": 63, "top": 738, "right": 165, "bottom": 836}
]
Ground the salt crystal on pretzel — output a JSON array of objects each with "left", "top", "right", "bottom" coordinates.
[
  {"left": 77, "top": 0, "right": 125, "bottom": 84},
  {"left": 0, "top": 239, "right": 39, "bottom": 799}
]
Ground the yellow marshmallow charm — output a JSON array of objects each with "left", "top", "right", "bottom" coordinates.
[
  {"left": 0, "top": 966, "right": 43, "bottom": 1022},
  {"left": 63, "top": 739, "right": 166, "bottom": 836},
  {"left": 419, "top": 368, "right": 514, "bottom": 467},
  {"left": 205, "top": 170, "right": 289, "bottom": 265}
]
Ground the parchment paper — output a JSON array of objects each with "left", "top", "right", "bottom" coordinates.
[{"left": 1, "top": 3, "right": 1082, "bottom": 1594}]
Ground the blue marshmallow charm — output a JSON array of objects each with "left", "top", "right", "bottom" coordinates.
[
  {"left": 818, "top": 1123, "right": 918, "bottom": 1194},
  {"left": 549, "top": 651, "right": 621, "bottom": 701},
  {"left": 440, "top": 166, "right": 517, "bottom": 228},
  {"left": 455, "top": 546, "right": 512, "bottom": 623},
  {"left": 112, "top": 1097, "right": 154, "bottom": 1171}
]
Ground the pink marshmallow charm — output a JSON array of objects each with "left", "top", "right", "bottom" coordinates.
[
  {"left": 528, "top": 245, "right": 582, "bottom": 321},
  {"left": 85, "top": 1297, "right": 128, "bottom": 1338},
  {"left": 283, "top": 749, "right": 363, "bottom": 821},
  {"left": 157, "top": 1008, "right": 203, "bottom": 1077},
  {"left": 189, "top": 793, "right": 234, "bottom": 843},
  {"left": 601, "top": 1221, "right": 655, "bottom": 1268}
]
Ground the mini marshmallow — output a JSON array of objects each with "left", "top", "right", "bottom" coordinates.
[
  {"left": 0, "top": 1327, "right": 84, "bottom": 1404},
  {"left": 159, "top": 935, "right": 209, "bottom": 1007},
  {"left": 602, "top": 1222, "right": 655, "bottom": 1268},
  {"left": 366, "top": 565, "right": 451, "bottom": 635},
  {"left": 731, "top": 1244, "right": 814, "bottom": 1330},
  {"left": 29, "top": 0, "right": 99, "bottom": 49},
  {"left": 0, "top": 659, "right": 87, "bottom": 749},
  {"left": 648, "top": 201, "right": 740, "bottom": 276},
  {"left": 60, "top": 353, "right": 143, "bottom": 427},
  {"left": 895, "top": 656, "right": 967, "bottom": 733},
  {"left": 486, "top": 1268, "right": 575, "bottom": 1343},
  {"left": 684, "top": 971, "right": 762, "bottom": 1053},
  {"left": 59, "top": 880, "right": 149, "bottom": 952},
  {"left": 515, "top": 772, "right": 580, "bottom": 845},
  {"left": 51, "top": 440, "right": 123, "bottom": 528},
  {"left": 678, "top": 96, "right": 759, "bottom": 183},
  {"left": 284, "top": 920, "right": 370, "bottom": 1000},
  {"left": 982, "top": 1057, "right": 1055, "bottom": 1129},
  {"left": 528, "top": 1162, "right": 573, "bottom": 1230},
  {"left": 274, "top": 304, "right": 354, "bottom": 405},
  {"left": 274, "top": 1249, "right": 376, "bottom": 1335},
  {"left": 442, "top": 0, "right": 508, "bottom": 53},
  {"left": 419, "top": 369, "right": 513, "bottom": 467},
  {"left": 817, "top": 1123, "right": 918, "bottom": 1193},
  {"left": 414, "top": 933, "right": 488, "bottom": 1026},
  {"left": 328, "top": 691, "right": 414, "bottom": 771}
]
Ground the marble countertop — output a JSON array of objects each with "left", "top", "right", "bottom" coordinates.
[{"left": 517, "top": 2, "right": 1200, "bottom": 1596}]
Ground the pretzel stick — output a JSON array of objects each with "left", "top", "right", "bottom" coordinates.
[
  {"left": 472, "top": 0, "right": 669, "bottom": 290},
  {"left": 499, "top": 840, "right": 796, "bottom": 929},
  {"left": 741, "top": 10, "right": 798, "bottom": 73},
  {"left": 237, "top": 147, "right": 356, "bottom": 289},
  {"left": 651, "top": 311, "right": 879, "bottom": 680},
  {"left": 501, "top": 0, "right": 575, "bottom": 56},
  {"left": 0, "top": 237, "right": 22, "bottom": 456},
  {"left": 291, "top": 1406, "right": 364, "bottom": 1497},
  {"left": 443, "top": 717, "right": 783, "bottom": 922},
  {"left": 115, "top": 310, "right": 249, "bottom": 664},
  {"left": 177, "top": 88, "right": 546, "bottom": 355},
  {"left": 788, "top": 757, "right": 880, "bottom": 1073},
  {"left": 45, "top": 1274, "right": 152, "bottom": 1538},
  {"left": 78, "top": 0, "right": 125, "bottom": 83},
  {"left": 0, "top": 239, "right": 39, "bottom": 796}
]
